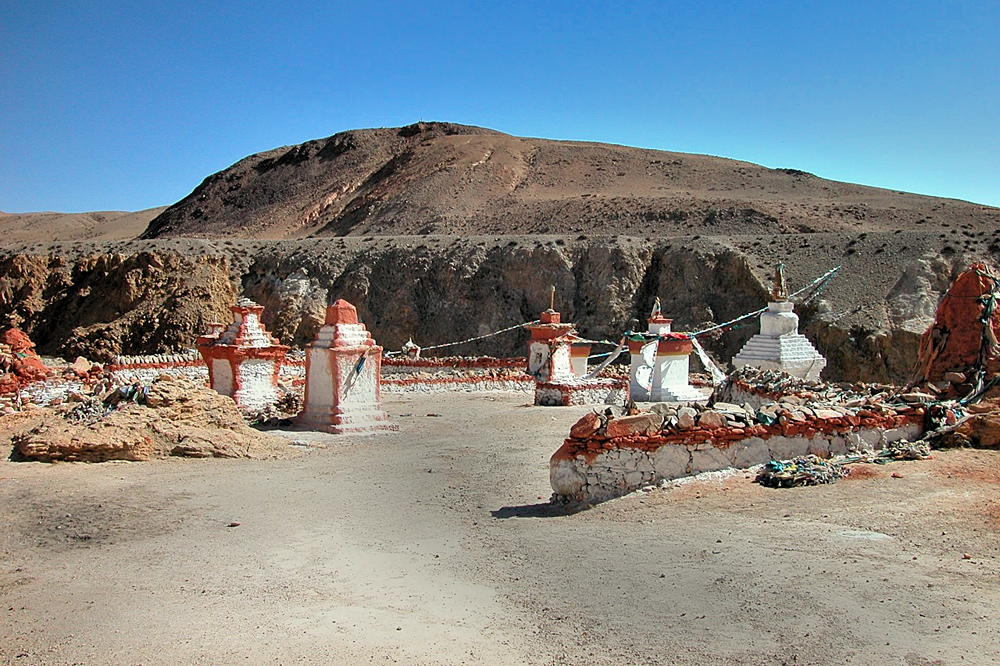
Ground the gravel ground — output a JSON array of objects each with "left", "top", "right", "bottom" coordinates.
[{"left": 2, "top": 391, "right": 999, "bottom": 665}]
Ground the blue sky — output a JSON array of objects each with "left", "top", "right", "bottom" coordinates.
[{"left": 2, "top": 0, "right": 998, "bottom": 212}]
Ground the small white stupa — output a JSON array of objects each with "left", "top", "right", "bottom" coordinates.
[
  {"left": 628, "top": 298, "right": 707, "bottom": 403},
  {"left": 732, "top": 264, "right": 827, "bottom": 381}
]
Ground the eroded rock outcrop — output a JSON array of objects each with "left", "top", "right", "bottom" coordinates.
[
  {"left": 0, "top": 240, "right": 995, "bottom": 384},
  {"left": 918, "top": 262, "right": 1000, "bottom": 388},
  {"left": 9, "top": 375, "right": 287, "bottom": 462},
  {"left": 0, "top": 250, "right": 236, "bottom": 362}
]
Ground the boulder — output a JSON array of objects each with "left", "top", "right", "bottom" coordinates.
[
  {"left": 569, "top": 412, "right": 603, "bottom": 440},
  {"left": 697, "top": 410, "right": 727, "bottom": 430},
  {"left": 950, "top": 397, "right": 1000, "bottom": 448},
  {"left": 605, "top": 412, "right": 664, "bottom": 439},
  {"left": 69, "top": 356, "right": 93, "bottom": 375},
  {"left": 677, "top": 406, "right": 697, "bottom": 429}
]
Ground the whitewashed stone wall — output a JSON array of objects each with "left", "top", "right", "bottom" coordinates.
[
  {"left": 551, "top": 423, "right": 922, "bottom": 503},
  {"left": 535, "top": 382, "right": 627, "bottom": 406},
  {"left": 382, "top": 378, "right": 533, "bottom": 394},
  {"left": 110, "top": 364, "right": 208, "bottom": 386}
]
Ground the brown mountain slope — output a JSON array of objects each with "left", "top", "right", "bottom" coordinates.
[
  {"left": 141, "top": 122, "right": 999, "bottom": 239},
  {"left": 0, "top": 208, "right": 166, "bottom": 243}
]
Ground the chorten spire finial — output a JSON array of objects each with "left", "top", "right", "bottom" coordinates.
[{"left": 771, "top": 263, "right": 788, "bottom": 302}]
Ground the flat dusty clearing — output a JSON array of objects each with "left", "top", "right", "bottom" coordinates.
[{"left": 2, "top": 392, "right": 999, "bottom": 665}]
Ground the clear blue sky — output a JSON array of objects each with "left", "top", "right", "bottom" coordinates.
[{"left": 2, "top": 0, "right": 998, "bottom": 212}]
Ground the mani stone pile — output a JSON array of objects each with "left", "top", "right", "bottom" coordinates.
[
  {"left": 550, "top": 366, "right": 933, "bottom": 503},
  {"left": 380, "top": 356, "right": 533, "bottom": 393},
  {"left": 719, "top": 365, "right": 949, "bottom": 414}
]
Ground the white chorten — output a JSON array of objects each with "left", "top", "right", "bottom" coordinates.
[
  {"left": 296, "top": 299, "right": 396, "bottom": 434},
  {"left": 732, "top": 265, "right": 826, "bottom": 381},
  {"left": 629, "top": 298, "right": 706, "bottom": 403}
]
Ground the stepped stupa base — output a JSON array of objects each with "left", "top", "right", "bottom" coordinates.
[
  {"left": 650, "top": 384, "right": 710, "bottom": 403},
  {"left": 295, "top": 405, "right": 398, "bottom": 435},
  {"left": 732, "top": 299, "right": 826, "bottom": 382}
]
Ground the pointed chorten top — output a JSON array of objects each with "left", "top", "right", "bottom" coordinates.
[
  {"left": 231, "top": 298, "right": 265, "bottom": 317},
  {"left": 199, "top": 300, "right": 285, "bottom": 350},
  {"left": 647, "top": 297, "right": 672, "bottom": 328},
  {"left": 528, "top": 308, "right": 575, "bottom": 341},
  {"left": 771, "top": 264, "right": 789, "bottom": 302},
  {"left": 326, "top": 299, "right": 360, "bottom": 326},
  {"left": 540, "top": 309, "right": 561, "bottom": 324}
]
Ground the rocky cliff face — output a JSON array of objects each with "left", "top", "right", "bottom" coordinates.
[
  {"left": 236, "top": 238, "right": 767, "bottom": 360},
  {"left": 0, "top": 248, "right": 235, "bottom": 361},
  {"left": 1, "top": 236, "right": 993, "bottom": 383}
]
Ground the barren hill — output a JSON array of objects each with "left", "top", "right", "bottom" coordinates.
[
  {"left": 141, "top": 121, "right": 999, "bottom": 240},
  {"left": 0, "top": 208, "right": 166, "bottom": 243}
]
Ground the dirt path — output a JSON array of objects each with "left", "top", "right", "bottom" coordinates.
[{"left": 3, "top": 392, "right": 1000, "bottom": 665}]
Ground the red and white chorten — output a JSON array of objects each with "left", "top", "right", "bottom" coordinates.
[
  {"left": 628, "top": 300, "right": 706, "bottom": 403},
  {"left": 296, "top": 299, "right": 396, "bottom": 434},
  {"left": 525, "top": 309, "right": 591, "bottom": 383},
  {"left": 197, "top": 299, "right": 288, "bottom": 411},
  {"left": 526, "top": 308, "right": 625, "bottom": 406}
]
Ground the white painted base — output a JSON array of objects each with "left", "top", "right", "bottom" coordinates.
[
  {"left": 534, "top": 379, "right": 627, "bottom": 406},
  {"left": 630, "top": 349, "right": 704, "bottom": 403},
  {"left": 650, "top": 384, "right": 710, "bottom": 403},
  {"left": 732, "top": 333, "right": 827, "bottom": 382},
  {"left": 233, "top": 359, "right": 279, "bottom": 411},
  {"left": 295, "top": 404, "right": 398, "bottom": 435}
]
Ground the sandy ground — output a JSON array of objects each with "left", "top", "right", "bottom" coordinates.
[{"left": 2, "top": 391, "right": 1000, "bottom": 666}]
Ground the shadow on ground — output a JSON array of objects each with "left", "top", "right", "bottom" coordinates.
[{"left": 491, "top": 501, "right": 590, "bottom": 519}]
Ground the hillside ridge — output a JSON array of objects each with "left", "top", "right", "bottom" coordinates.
[{"left": 139, "top": 121, "right": 999, "bottom": 240}]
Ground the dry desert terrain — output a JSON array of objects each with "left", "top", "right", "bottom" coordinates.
[{"left": 3, "top": 391, "right": 999, "bottom": 666}]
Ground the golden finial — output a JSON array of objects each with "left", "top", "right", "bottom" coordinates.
[{"left": 771, "top": 263, "right": 788, "bottom": 302}]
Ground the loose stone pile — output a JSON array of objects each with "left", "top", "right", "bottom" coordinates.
[
  {"left": 10, "top": 375, "right": 289, "bottom": 462},
  {"left": 0, "top": 329, "right": 113, "bottom": 413},
  {"left": 0, "top": 328, "right": 53, "bottom": 397},
  {"left": 718, "top": 365, "right": 955, "bottom": 415}
]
